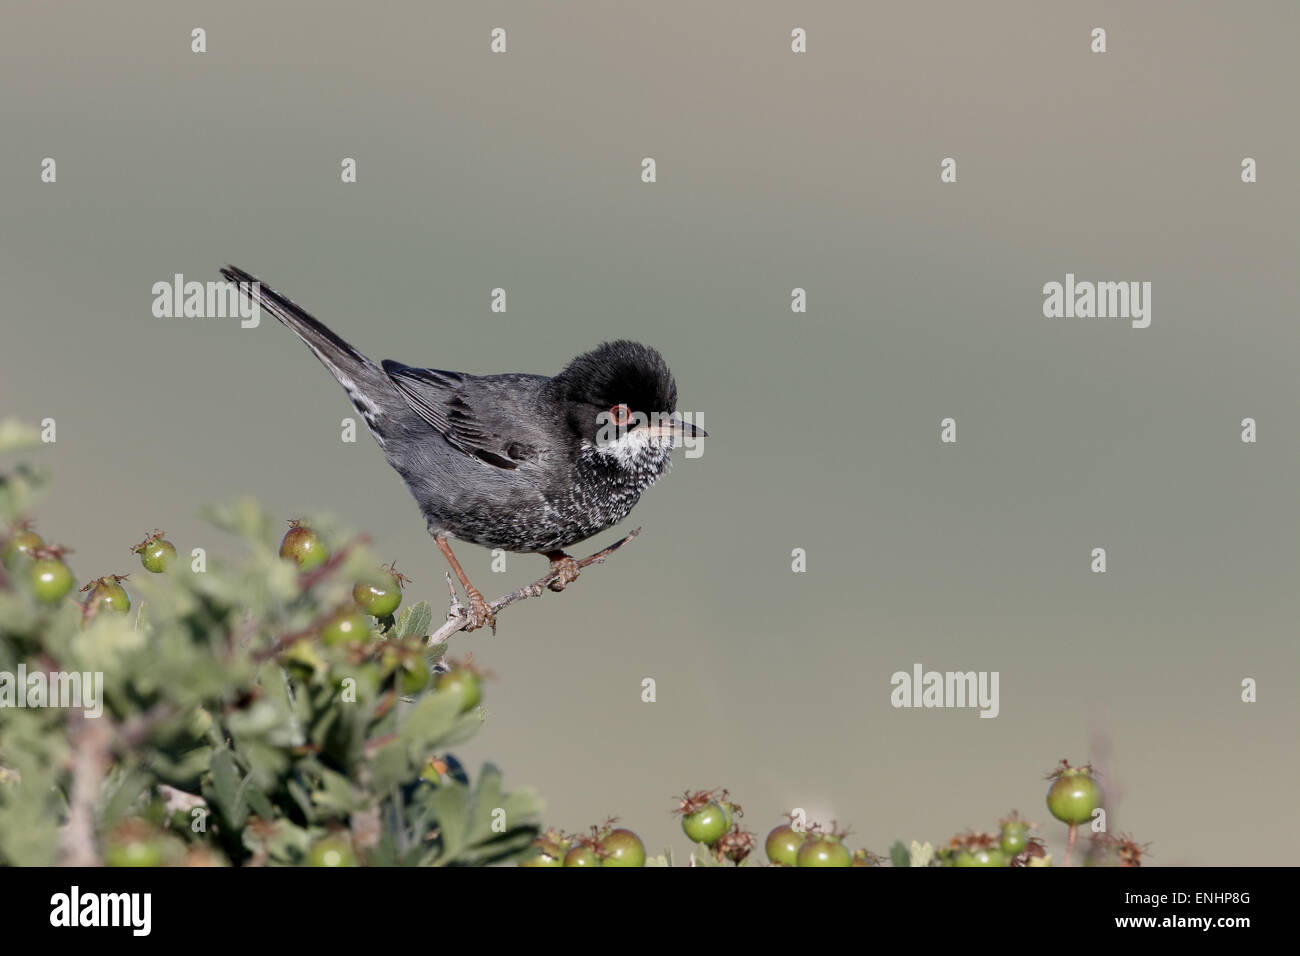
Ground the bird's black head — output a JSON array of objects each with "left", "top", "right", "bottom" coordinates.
[
  {"left": 556, "top": 340, "right": 677, "bottom": 420},
  {"left": 553, "top": 340, "right": 704, "bottom": 473}
]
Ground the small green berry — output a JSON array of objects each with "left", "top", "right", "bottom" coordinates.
[
  {"left": 82, "top": 575, "right": 131, "bottom": 615},
  {"left": 307, "top": 835, "right": 357, "bottom": 867},
  {"left": 598, "top": 828, "right": 646, "bottom": 867},
  {"left": 353, "top": 563, "right": 408, "bottom": 618},
  {"left": 1046, "top": 761, "right": 1103, "bottom": 826},
  {"left": 563, "top": 845, "right": 600, "bottom": 867},
  {"left": 280, "top": 521, "right": 327, "bottom": 571},
  {"left": 321, "top": 611, "right": 369, "bottom": 646},
  {"left": 765, "top": 825, "right": 802, "bottom": 866},
  {"left": 31, "top": 556, "right": 74, "bottom": 603},
  {"left": 133, "top": 530, "right": 177, "bottom": 573},
  {"left": 796, "top": 834, "right": 852, "bottom": 868},
  {"left": 4, "top": 527, "right": 43, "bottom": 566},
  {"left": 435, "top": 666, "right": 482, "bottom": 712}
]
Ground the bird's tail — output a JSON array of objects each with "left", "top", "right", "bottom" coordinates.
[{"left": 221, "top": 265, "right": 403, "bottom": 444}]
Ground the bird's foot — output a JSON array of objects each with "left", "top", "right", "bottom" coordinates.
[
  {"left": 546, "top": 552, "right": 582, "bottom": 592},
  {"left": 464, "top": 586, "right": 496, "bottom": 633}
]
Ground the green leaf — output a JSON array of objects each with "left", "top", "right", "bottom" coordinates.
[
  {"left": 210, "top": 750, "right": 238, "bottom": 806},
  {"left": 397, "top": 687, "right": 462, "bottom": 752},
  {"left": 208, "top": 749, "right": 247, "bottom": 827},
  {"left": 394, "top": 601, "right": 433, "bottom": 640},
  {"left": 428, "top": 784, "right": 469, "bottom": 864},
  {"left": 368, "top": 740, "right": 410, "bottom": 795},
  {"left": 458, "top": 827, "right": 538, "bottom": 865},
  {"left": 246, "top": 786, "right": 275, "bottom": 820},
  {"left": 99, "top": 767, "right": 152, "bottom": 828},
  {"left": 438, "top": 709, "right": 486, "bottom": 749},
  {"left": 307, "top": 765, "right": 357, "bottom": 817},
  {"left": 890, "top": 840, "right": 911, "bottom": 868},
  {"left": 449, "top": 764, "right": 543, "bottom": 866}
]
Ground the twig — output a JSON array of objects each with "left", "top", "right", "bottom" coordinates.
[
  {"left": 297, "top": 533, "right": 371, "bottom": 592},
  {"left": 253, "top": 616, "right": 328, "bottom": 663},
  {"left": 158, "top": 783, "right": 207, "bottom": 815},
  {"left": 58, "top": 712, "right": 114, "bottom": 866},
  {"left": 427, "top": 528, "right": 642, "bottom": 645}
]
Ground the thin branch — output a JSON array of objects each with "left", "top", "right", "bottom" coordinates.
[
  {"left": 297, "top": 533, "right": 371, "bottom": 592},
  {"left": 157, "top": 783, "right": 207, "bottom": 815},
  {"left": 253, "top": 615, "right": 328, "bottom": 664},
  {"left": 427, "top": 528, "right": 642, "bottom": 646},
  {"left": 58, "top": 712, "right": 113, "bottom": 866},
  {"left": 57, "top": 698, "right": 187, "bottom": 865}
]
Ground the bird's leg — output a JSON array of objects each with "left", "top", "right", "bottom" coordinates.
[
  {"left": 433, "top": 535, "right": 495, "bottom": 632},
  {"left": 544, "top": 551, "right": 582, "bottom": 592}
]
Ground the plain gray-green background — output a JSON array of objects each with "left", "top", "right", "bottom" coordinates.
[{"left": 2, "top": 1, "right": 1296, "bottom": 864}]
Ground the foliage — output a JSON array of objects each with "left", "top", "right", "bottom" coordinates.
[{"left": 0, "top": 419, "right": 542, "bottom": 866}]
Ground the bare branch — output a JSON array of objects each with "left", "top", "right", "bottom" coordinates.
[
  {"left": 58, "top": 713, "right": 113, "bottom": 866},
  {"left": 427, "top": 528, "right": 642, "bottom": 646}
]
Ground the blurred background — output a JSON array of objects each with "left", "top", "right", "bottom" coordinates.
[{"left": 1, "top": 1, "right": 1296, "bottom": 863}]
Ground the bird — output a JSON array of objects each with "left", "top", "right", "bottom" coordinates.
[{"left": 220, "top": 266, "right": 706, "bottom": 631}]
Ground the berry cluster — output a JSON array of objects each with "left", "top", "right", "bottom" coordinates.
[
  {"left": 521, "top": 823, "right": 647, "bottom": 868},
  {"left": 516, "top": 761, "right": 1132, "bottom": 868}
]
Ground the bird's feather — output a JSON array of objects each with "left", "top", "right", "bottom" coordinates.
[{"left": 382, "top": 361, "right": 545, "bottom": 470}]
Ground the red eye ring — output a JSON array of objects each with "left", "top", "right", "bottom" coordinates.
[{"left": 610, "top": 404, "right": 632, "bottom": 426}]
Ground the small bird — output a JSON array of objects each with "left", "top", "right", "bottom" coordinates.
[{"left": 221, "top": 266, "right": 705, "bottom": 630}]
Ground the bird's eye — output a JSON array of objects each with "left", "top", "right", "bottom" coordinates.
[{"left": 610, "top": 404, "right": 632, "bottom": 426}]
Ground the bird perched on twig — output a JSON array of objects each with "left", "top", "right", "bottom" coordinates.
[{"left": 222, "top": 266, "right": 706, "bottom": 632}]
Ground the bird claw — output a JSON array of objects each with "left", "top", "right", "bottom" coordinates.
[
  {"left": 464, "top": 587, "right": 496, "bottom": 633},
  {"left": 547, "top": 554, "right": 581, "bottom": 592}
]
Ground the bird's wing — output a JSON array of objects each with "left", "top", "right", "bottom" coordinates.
[{"left": 381, "top": 361, "right": 544, "bottom": 470}]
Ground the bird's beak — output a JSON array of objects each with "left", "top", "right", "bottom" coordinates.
[{"left": 644, "top": 418, "right": 708, "bottom": 440}]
